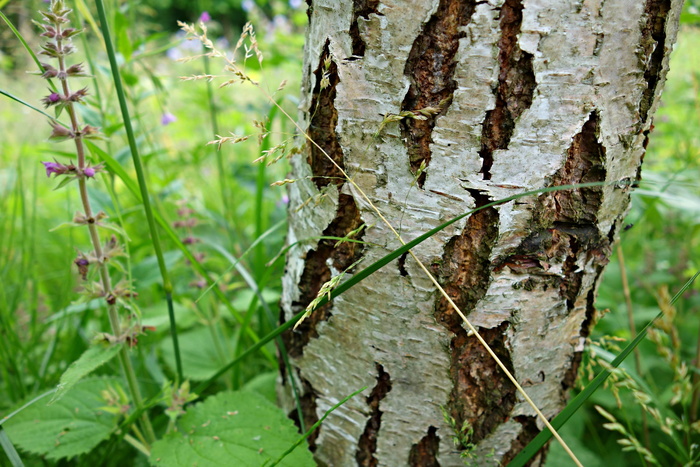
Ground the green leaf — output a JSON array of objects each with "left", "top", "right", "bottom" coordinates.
[
  {"left": 4, "top": 377, "right": 122, "bottom": 461},
  {"left": 49, "top": 344, "right": 122, "bottom": 404},
  {"left": 160, "top": 327, "right": 229, "bottom": 381},
  {"left": 149, "top": 391, "right": 314, "bottom": 467}
]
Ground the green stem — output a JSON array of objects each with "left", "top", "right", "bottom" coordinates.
[
  {"left": 94, "top": 0, "right": 183, "bottom": 384},
  {"left": 48, "top": 12, "right": 156, "bottom": 444}
]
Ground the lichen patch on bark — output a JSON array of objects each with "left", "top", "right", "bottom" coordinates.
[
  {"left": 408, "top": 426, "right": 440, "bottom": 467},
  {"left": 400, "top": 0, "right": 477, "bottom": 187},
  {"left": 478, "top": 0, "right": 536, "bottom": 180},
  {"left": 356, "top": 364, "right": 393, "bottom": 467}
]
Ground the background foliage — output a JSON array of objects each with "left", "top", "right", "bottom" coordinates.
[{"left": 0, "top": 0, "right": 698, "bottom": 465}]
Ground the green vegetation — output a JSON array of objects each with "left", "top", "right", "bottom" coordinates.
[{"left": 0, "top": 1, "right": 698, "bottom": 465}]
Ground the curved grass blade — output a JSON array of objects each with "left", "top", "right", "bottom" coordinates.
[
  {"left": 267, "top": 386, "right": 367, "bottom": 467},
  {"left": 0, "top": 89, "right": 65, "bottom": 123},
  {"left": 507, "top": 270, "right": 699, "bottom": 467},
  {"left": 0, "top": 426, "right": 23, "bottom": 467},
  {"left": 0, "top": 11, "right": 58, "bottom": 94},
  {"left": 94, "top": 0, "right": 182, "bottom": 383},
  {"left": 85, "top": 142, "right": 273, "bottom": 363},
  {"left": 195, "top": 182, "right": 609, "bottom": 393}
]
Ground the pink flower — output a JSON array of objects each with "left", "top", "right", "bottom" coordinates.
[
  {"left": 41, "top": 92, "right": 61, "bottom": 108},
  {"left": 84, "top": 167, "right": 96, "bottom": 177},
  {"left": 199, "top": 11, "right": 211, "bottom": 23},
  {"left": 161, "top": 112, "right": 177, "bottom": 126},
  {"left": 42, "top": 161, "right": 63, "bottom": 177}
]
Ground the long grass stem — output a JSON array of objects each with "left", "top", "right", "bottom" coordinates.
[{"left": 94, "top": 0, "right": 183, "bottom": 384}]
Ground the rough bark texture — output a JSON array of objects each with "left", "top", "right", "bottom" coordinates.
[{"left": 279, "top": 0, "right": 682, "bottom": 465}]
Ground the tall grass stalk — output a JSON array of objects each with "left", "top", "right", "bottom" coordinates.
[{"left": 93, "top": 0, "right": 182, "bottom": 384}]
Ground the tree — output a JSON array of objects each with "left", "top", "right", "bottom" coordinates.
[{"left": 278, "top": 0, "right": 683, "bottom": 465}]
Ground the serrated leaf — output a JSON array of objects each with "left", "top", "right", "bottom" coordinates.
[
  {"left": 149, "top": 391, "right": 314, "bottom": 467},
  {"left": 4, "top": 377, "right": 122, "bottom": 461},
  {"left": 49, "top": 343, "right": 122, "bottom": 404}
]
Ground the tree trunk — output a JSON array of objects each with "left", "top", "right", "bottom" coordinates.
[{"left": 279, "top": 0, "right": 682, "bottom": 465}]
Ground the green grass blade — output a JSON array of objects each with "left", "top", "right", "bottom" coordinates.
[
  {"left": 507, "top": 270, "right": 699, "bottom": 467},
  {"left": 85, "top": 142, "right": 273, "bottom": 363},
  {"left": 195, "top": 182, "right": 609, "bottom": 393},
  {"left": 0, "top": 11, "right": 58, "bottom": 94},
  {"left": 94, "top": 0, "right": 182, "bottom": 382},
  {"left": 0, "top": 88, "right": 65, "bottom": 123},
  {"left": 0, "top": 425, "right": 23, "bottom": 467},
  {"left": 267, "top": 386, "right": 367, "bottom": 467}
]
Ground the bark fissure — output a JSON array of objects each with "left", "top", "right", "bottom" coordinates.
[
  {"left": 503, "top": 415, "right": 540, "bottom": 464},
  {"left": 401, "top": 0, "right": 477, "bottom": 187},
  {"left": 283, "top": 42, "right": 365, "bottom": 358},
  {"left": 286, "top": 194, "right": 365, "bottom": 357},
  {"left": 287, "top": 375, "right": 322, "bottom": 451},
  {"left": 433, "top": 204, "right": 515, "bottom": 445},
  {"left": 639, "top": 0, "right": 671, "bottom": 123},
  {"left": 356, "top": 364, "right": 393, "bottom": 466},
  {"left": 308, "top": 41, "right": 344, "bottom": 190},
  {"left": 408, "top": 426, "right": 440, "bottom": 467},
  {"left": 350, "top": 0, "right": 382, "bottom": 57},
  {"left": 478, "top": 0, "right": 536, "bottom": 180}
]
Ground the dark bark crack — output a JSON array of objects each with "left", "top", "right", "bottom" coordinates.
[
  {"left": 356, "top": 363, "right": 393, "bottom": 467},
  {"left": 408, "top": 426, "right": 440, "bottom": 467},
  {"left": 350, "top": 0, "right": 382, "bottom": 57},
  {"left": 287, "top": 375, "right": 321, "bottom": 451},
  {"left": 503, "top": 415, "right": 541, "bottom": 465},
  {"left": 432, "top": 203, "right": 515, "bottom": 445},
  {"left": 639, "top": 0, "right": 670, "bottom": 124},
  {"left": 401, "top": 0, "right": 478, "bottom": 188},
  {"left": 308, "top": 41, "right": 344, "bottom": 190},
  {"left": 285, "top": 194, "right": 365, "bottom": 358},
  {"left": 478, "top": 0, "right": 536, "bottom": 180}
]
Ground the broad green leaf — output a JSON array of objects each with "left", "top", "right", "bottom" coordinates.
[
  {"left": 160, "top": 327, "right": 230, "bottom": 381},
  {"left": 242, "top": 371, "right": 278, "bottom": 404},
  {"left": 149, "top": 391, "right": 314, "bottom": 467},
  {"left": 4, "top": 377, "right": 122, "bottom": 461},
  {"left": 49, "top": 343, "right": 123, "bottom": 404}
]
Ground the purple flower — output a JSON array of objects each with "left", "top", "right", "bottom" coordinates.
[
  {"left": 41, "top": 92, "right": 61, "bottom": 108},
  {"left": 42, "top": 161, "right": 62, "bottom": 177},
  {"left": 289, "top": 0, "right": 302, "bottom": 8},
  {"left": 84, "top": 167, "right": 96, "bottom": 177},
  {"left": 161, "top": 112, "right": 177, "bottom": 125},
  {"left": 198, "top": 11, "right": 211, "bottom": 23}
]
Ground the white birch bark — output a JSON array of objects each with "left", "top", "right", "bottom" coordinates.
[{"left": 279, "top": 1, "right": 682, "bottom": 465}]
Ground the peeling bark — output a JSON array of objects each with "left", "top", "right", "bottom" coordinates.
[
  {"left": 401, "top": 0, "right": 477, "bottom": 187},
  {"left": 478, "top": 0, "right": 536, "bottom": 180},
  {"left": 280, "top": 0, "right": 682, "bottom": 465}
]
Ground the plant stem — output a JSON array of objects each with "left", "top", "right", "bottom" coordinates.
[
  {"left": 94, "top": 0, "right": 183, "bottom": 384},
  {"left": 53, "top": 17, "right": 156, "bottom": 445},
  {"left": 616, "top": 244, "right": 650, "bottom": 453}
]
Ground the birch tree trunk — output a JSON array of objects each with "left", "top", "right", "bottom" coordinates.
[{"left": 278, "top": 1, "right": 682, "bottom": 465}]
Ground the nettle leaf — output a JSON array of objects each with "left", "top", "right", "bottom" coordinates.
[
  {"left": 49, "top": 342, "right": 123, "bottom": 404},
  {"left": 4, "top": 377, "right": 122, "bottom": 461},
  {"left": 149, "top": 391, "right": 314, "bottom": 467}
]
